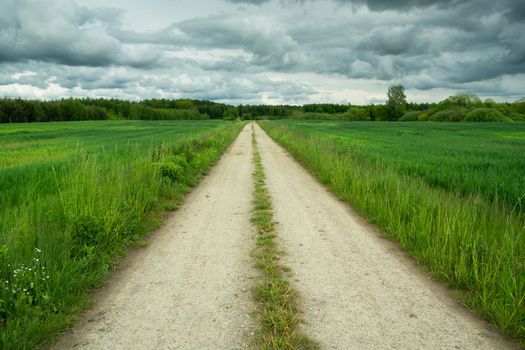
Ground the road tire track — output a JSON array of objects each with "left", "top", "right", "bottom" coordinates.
[
  {"left": 253, "top": 123, "right": 515, "bottom": 350},
  {"left": 54, "top": 124, "right": 256, "bottom": 350}
]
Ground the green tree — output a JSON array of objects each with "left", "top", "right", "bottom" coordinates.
[
  {"left": 442, "top": 93, "right": 481, "bottom": 107},
  {"left": 223, "top": 107, "right": 239, "bottom": 120},
  {"left": 386, "top": 84, "right": 407, "bottom": 120},
  {"left": 174, "top": 99, "right": 194, "bottom": 109}
]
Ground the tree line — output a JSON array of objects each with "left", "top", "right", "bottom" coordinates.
[
  {"left": 0, "top": 98, "right": 223, "bottom": 123},
  {"left": 1, "top": 87, "right": 524, "bottom": 123}
]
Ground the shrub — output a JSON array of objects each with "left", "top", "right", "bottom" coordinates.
[
  {"left": 424, "top": 108, "right": 439, "bottom": 117},
  {"left": 223, "top": 107, "right": 239, "bottom": 120},
  {"left": 154, "top": 155, "right": 189, "bottom": 183},
  {"left": 344, "top": 107, "right": 370, "bottom": 121},
  {"left": 441, "top": 93, "right": 481, "bottom": 107},
  {"left": 464, "top": 108, "right": 512, "bottom": 122},
  {"left": 417, "top": 113, "right": 429, "bottom": 121},
  {"left": 509, "top": 113, "right": 525, "bottom": 121},
  {"left": 399, "top": 111, "right": 421, "bottom": 121},
  {"left": 291, "top": 111, "right": 343, "bottom": 120},
  {"left": 429, "top": 108, "right": 466, "bottom": 122}
]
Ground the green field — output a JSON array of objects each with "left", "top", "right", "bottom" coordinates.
[
  {"left": 3, "top": 119, "right": 525, "bottom": 347},
  {"left": 267, "top": 121, "right": 525, "bottom": 210},
  {"left": 0, "top": 120, "right": 243, "bottom": 348},
  {"left": 259, "top": 120, "right": 525, "bottom": 342},
  {"left": 0, "top": 120, "right": 226, "bottom": 169}
]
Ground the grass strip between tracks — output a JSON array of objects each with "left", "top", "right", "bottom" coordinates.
[{"left": 250, "top": 124, "right": 319, "bottom": 350}]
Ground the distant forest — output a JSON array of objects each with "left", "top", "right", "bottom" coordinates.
[{"left": 1, "top": 94, "right": 524, "bottom": 123}]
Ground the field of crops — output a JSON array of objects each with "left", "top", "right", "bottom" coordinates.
[
  {"left": 259, "top": 120, "right": 525, "bottom": 342},
  {"left": 0, "top": 120, "right": 243, "bottom": 348}
]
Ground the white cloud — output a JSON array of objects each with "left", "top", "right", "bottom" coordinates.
[
  {"left": 0, "top": 0, "right": 523, "bottom": 104},
  {"left": 11, "top": 71, "right": 37, "bottom": 80}
]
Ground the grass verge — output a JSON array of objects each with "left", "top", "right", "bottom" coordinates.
[
  {"left": 258, "top": 120, "right": 525, "bottom": 345},
  {"left": 0, "top": 122, "right": 245, "bottom": 349},
  {"left": 250, "top": 124, "right": 319, "bottom": 350}
]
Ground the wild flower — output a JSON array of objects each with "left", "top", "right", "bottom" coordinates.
[{"left": 0, "top": 250, "right": 50, "bottom": 312}]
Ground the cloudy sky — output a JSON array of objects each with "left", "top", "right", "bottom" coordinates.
[{"left": 0, "top": 0, "right": 524, "bottom": 104}]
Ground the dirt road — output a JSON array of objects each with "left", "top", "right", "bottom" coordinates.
[
  {"left": 253, "top": 124, "right": 513, "bottom": 350},
  {"left": 54, "top": 123, "right": 514, "bottom": 350},
  {"left": 54, "top": 125, "right": 256, "bottom": 349}
]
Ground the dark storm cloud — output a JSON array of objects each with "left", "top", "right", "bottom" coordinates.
[
  {"left": 0, "top": 59, "right": 314, "bottom": 103},
  {"left": 0, "top": 66, "right": 48, "bottom": 89},
  {"left": 113, "top": 15, "right": 308, "bottom": 72},
  {"left": 227, "top": 0, "right": 524, "bottom": 17},
  {"left": 117, "top": 0, "right": 520, "bottom": 88},
  {"left": 226, "top": 0, "right": 269, "bottom": 3},
  {"left": 0, "top": 0, "right": 160, "bottom": 68},
  {"left": 176, "top": 16, "right": 305, "bottom": 70},
  {"left": 225, "top": 0, "right": 458, "bottom": 8},
  {"left": 355, "top": 25, "right": 427, "bottom": 55},
  {"left": 0, "top": 0, "right": 523, "bottom": 102},
  {"left": 160, "top": 5, "right": 523, "bottom": 86},
  {"left": 174, "top": 76, "right": 314, "bottom": 102},
  {"left": 323, "top": 1, "right": 523, "bottom": 84},
  {"left": 337, "top": 0, "right": 458, "bottom": 11}
]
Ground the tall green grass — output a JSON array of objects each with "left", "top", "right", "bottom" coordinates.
[
  {"left": 259, "top": 120, "right": 525, "bottom": 343},
  {"left": 0, "top": 120, "right": 244, "bottom": 349},
  {"left": 269, "top": 120, "right": 525, "bottom": 212}
]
